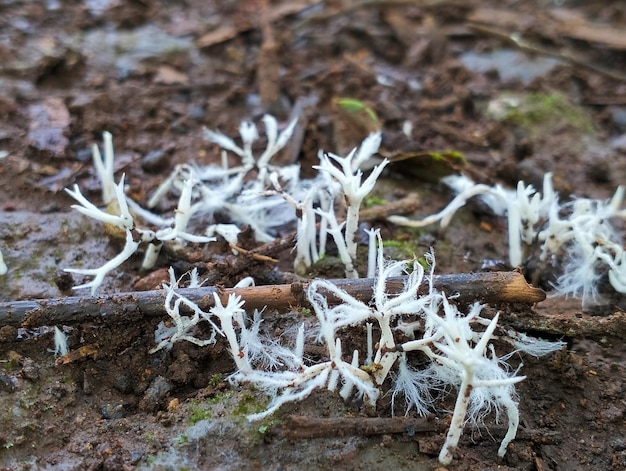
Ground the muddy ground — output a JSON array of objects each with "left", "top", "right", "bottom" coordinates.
[{"left": 1, "top": 1, "right": 626, "bottom": 470}]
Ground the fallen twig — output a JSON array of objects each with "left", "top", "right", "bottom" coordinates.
[
  {"left": 2, "top": 271, "right": 544, "bottom": 328},
  {"left": 282, "top": 414, "right": 448, "bottom": 439},
  {"left": 196, "top": 0, "right": 322, "bottom": 49},
  {"left": 228, "top": 243, "right": 279, "bottom": 263},
  {"left": 280, "top": 414, "right": 561, "bottom": 444},
  {"left": 359, "top": 193, "right": 420, "bottom": 221},
  {"left": 257, "top": 0, "right": 281, "bottom": 111},
  {"left": 467, "top": 22, "right": 626, "bottom": 82}
]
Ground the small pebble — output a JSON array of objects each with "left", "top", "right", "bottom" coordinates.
[
  {"left": 140, "top": 375, "right": 173, "bottom": 412},
  {"left": 101, "top": 402, "right": 130, "bottom": 419}
]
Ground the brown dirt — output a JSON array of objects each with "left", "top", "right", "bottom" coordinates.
[{"left": 0, "top": 1, "right": 625, "bottom": 469}]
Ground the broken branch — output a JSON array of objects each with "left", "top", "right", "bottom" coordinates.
[
  {"left": 2, "top": 271, "right": 544, "bottom": 328},
  {"left": 280, "top": 414, "right": 561, "bottom": 444}
]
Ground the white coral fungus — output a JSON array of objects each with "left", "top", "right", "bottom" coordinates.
[
  {"left": 154, "top": 238, "right": 563, "bottom": 464},
  {"left": 65, "top": 119, "right": 389, "bottom": 292},
  {"left": 390, "top": 174, "right": 626, "bottom": 304}
]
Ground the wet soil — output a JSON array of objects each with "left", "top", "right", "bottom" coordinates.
[{"left": 0, "top": 1, "right": 625, "bottom": 469}]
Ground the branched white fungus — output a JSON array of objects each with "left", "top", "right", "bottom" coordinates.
[
  {"left": 65, "top": 138, "right": 214, "bottom": 293},
  {"left": 390, "top": 173, "right": 626, "bottom": 304},
  {"left": 154, "top": 239, "right": 564, "bottom": 464},
  {"left": 66, "top": 119, "right": 569, "bottom": 465}
]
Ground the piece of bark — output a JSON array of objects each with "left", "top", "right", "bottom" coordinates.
[
  {"left": 507, "top": 296, "right": 626, "bottom": 341},
  {"left": 2, "top": 271, "right": 545, "bottom": 328}
]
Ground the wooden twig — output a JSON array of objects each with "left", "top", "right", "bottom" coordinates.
[
  {"left": 467, "top": 22, "right": 626, "bottom": 82},
  {"left": 228, "top": 243, "right": 279, "bottom": 263},
  {"left": 295, "top": 0, "right": 461, "bottom": 29},
  {"left": 280, "top": 415, "right": 561, "bottom": 444},
  {"left": 196, "top": 0, "right": 322, "bottom": 49},
  {"left": 2, "top": 271, "right": 544, "bottom": 328},
  {"left": 359, "top": 194, "right": 420, "bottom": 222},
  {"left": 282, "top": 415, "right": 448, "bottom": 439},
  {"left": 215, "top": 193, "right": 420, "bottom": 274},
  {"left": 257, "top": 0, "right": 281, "bottom": 111}
]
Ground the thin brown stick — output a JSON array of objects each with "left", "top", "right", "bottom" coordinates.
[
  {"left": 467, "top": 23, "right": 626, "bottom": 82},
  {"left": 228, "top": 243, "right": 279, "bottom": 262},
  {"left": 2, "top": 271, "right": 544, "bottom": 328},
  {"left": 359, "top": 194, "right": 420, "bottom": 222},
  {"left": 295, "top": 0, "right": 460, "bottom": 29},
  {"left": 282, "top": 415, "right": 448, "bottom": 439},
  {"left": 280, "top": 415, "right": 561, "bottom": 444},
  {"left": 196, "top": 0, "right": 322, "bottom": 49},
  {"left": 257, "top": 0, "right": 281, "bottom": 110}
]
